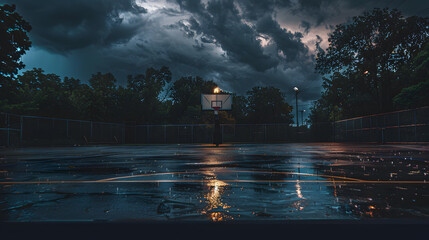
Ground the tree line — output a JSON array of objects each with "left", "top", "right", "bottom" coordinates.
[
  {"left": 0, "top": 4, "right": 294, "bottom": 125},
  {"left": 309, "top": 8, "right": 429, "bottom": 125},
  {"left": 2, "top": 5, "right": 428, "bottom": 126},
  {"left": 2, "top": 67, "right": 295, "bottom": 124}
]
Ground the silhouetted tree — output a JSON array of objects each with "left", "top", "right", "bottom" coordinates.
[
  {"left": 0, "top": 4, "right": 32, "bottom": 112},
  {"left": 393, "top": 41, "right": 429, "bottom": 109},
  {"left": 17, "top": 68, "right": 71, "bottom": 117},
  {"left": 315, "top": 8, "right": 429, "bottom": 118},
  {"left": 169, "top": 76, "right": 217, "bottom": 123},
  {"left": 126, "top": 66, "right": 172, "bottom": 123},
  {"left": 231, "top": 94, "right": 248, "bottom": 123},
  {"left": 87, "top": 72, "right": 118, "bottom": 121},
  {"left": 246, "top": 86, "right": 293, "bottom": 124},
  {"left": 0, "top": 4, "right": 31, "bottom": 77}
]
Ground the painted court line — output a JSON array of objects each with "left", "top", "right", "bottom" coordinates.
[
  {"left": 96, "top": 170, "right": 364, "bottom": 182},
  {"left": 0, "top": 180, "right": 427, "bottom": 184},
  {"left": 0, "top": 170, "right": 426, "bottom": 185}
]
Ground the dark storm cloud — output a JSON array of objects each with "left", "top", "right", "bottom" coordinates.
[
  {"left": 176, "top": 0, "right": 279, "bottom": 72},
  {"left": 234, "top": 0, "right": 293, "bottom": 20},
  {"left": 256, "top": 15, "right": 309, "bottom": 62},
  {"left": 300, "top": 21, "right": 311, "bottom": 34},
  {"left": 234, "top": 0, "right": 279, "bottom": 20},
  {"left": 12, "top": 0, "right": 429, "bottom": 111},
  {"left": 285, "top": 0, "right": 429, "bottom": 27},
  {"left": 290, "top": 0, "right": 334, "bottom": 26},
  {"left": 166, "top": 17, "right": 201, "bottom": 38},
  {"left": 7, "top": 0, "right": 147, "bottom": 53}
]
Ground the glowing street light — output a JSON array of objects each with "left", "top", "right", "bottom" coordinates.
[{"left": 214, "top": 87, "right": 220, "bottom": 94}]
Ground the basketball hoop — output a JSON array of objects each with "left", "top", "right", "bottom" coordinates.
[
  {"left": 201, "top": 93, "right": 232, "bottom": 146},
  {"left": 201, "top": 94, "right": 232, "bottom": 111},
  {"left": 213, "top": 106, "right": 221, "bottom": 115}
]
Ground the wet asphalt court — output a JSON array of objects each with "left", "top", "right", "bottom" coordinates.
[{"left": 0, "top": 143, "right": 428, "bottom": 222}]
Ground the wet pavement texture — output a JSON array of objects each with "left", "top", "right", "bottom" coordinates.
[{"left": 0, "top": 143, "right": 428, "bottom": 222}]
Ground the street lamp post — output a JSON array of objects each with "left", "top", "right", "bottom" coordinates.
[
  {"left": 294, "top": 87, "right": 299, "bottom": 128},
  {"left": 300, "top": 109, "right": 306, "bottom": 127}
]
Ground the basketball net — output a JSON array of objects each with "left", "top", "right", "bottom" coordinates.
[{"left": 213, "top": 106, "right": 221, "bottom": 115}]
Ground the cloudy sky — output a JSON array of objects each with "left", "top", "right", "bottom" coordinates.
[{"left": 5, "top": 0, "right": 429, "bottom": 111}]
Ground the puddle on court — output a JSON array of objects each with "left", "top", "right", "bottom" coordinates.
[{"left": 0, "top": 143, "right": 428, "bottom": 222}]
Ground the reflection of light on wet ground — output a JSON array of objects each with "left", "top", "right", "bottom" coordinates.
[
  {"left": 293, "top": 180, "right": 306, "bottom": 211},
  {"left": 200, "top": 179, "right": 232, "bottom": 221},
  {"left": 296, "top": 181, "right": 305, "bottom": 199},
  {"left": 201, "top": 147, "right": 224, "bottom": 165},
  {"left": 198, "top": 167, "right": 232, "bottom": 221},
  {"left": 292, "top": 200, "right": 305, "bottom": 211},
  {"left": 1, "top": 143, "right": 428, "bottom": 221},
  {"left": 332, "top": 179, "right": 339, "bottom": 199}
]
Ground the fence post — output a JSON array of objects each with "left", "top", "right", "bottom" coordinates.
[
  {"left": 191, "top": 125, "right": 194, "bottom": 144},
  {"left": 20, "top": 115, "right": 23, "bottom": 145},
  {"left": 263, "top": 124, "right": 266, "bottom": 142},
  {"left": 146, "top": 125, "right": 149, "bottom": 143},
  {"left": 345, "top": 120, "right": 348, "bottom": 142},
  {"left": 397, "top": 112, "right": 400, "bottom": 142},
  {"left": 66, "top": 120, "right": 69, "bottom": 138},
  {"left": 383, "top": 115, "right": 386, "bottom": 143},
  {"left": 122, "top": 124, "right": 125, "bottom": 144},
  {"left": 6, "top": 113, "right": 10, "bottom": 147},
  {"left": 414, "top": 109, "right": 417, "bottom": 142},
  {"left": 52, "top": 119, "right": 54, "bottom": 144},
  {"left": 164, "top": 125, "right": 167, "bottom": 144},
  {"left": 233, "top": 124, "right": 236, "bottom": 139},
  {"left": 369, "top": 116, "right": 372, "bottom": 142},
  {"left": 222, "top": 125, "right": 224, "bottom": 143},
  {"left": 90, "top": 121, "right": 93, "bottom": 138}
]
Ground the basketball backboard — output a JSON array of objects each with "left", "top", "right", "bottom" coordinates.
[{"left": 201, "top": 94, "right": 232, "bottom": 111}]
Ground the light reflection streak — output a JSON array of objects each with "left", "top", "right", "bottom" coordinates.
[
  {"left": 292, "top": 200, "right": 305, "bottom": 211},
  {"left": 293, "top": 180, "right": 306, "bottom": 211},
  {"left": 295, "top": 180, "right": 305, "bottom": 199},
  {"left": 332, "top": 178, "right": 338, "bottom": 198},
  {"left": 198, "top": 148, "right": 233, "bottom": 221},
  {"left": 197, "top": 149, "right": 233, "bottom": 222},
  {"left": 200, "top": 178, "right": 232, "bottom": 222}
]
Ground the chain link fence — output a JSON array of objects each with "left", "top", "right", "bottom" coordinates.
[
  {"left": 334, "top": 106, "right": 429, "bottom": 143},
  {"left": 1, "top": 113, "right": 125, "bottom": 147},
  {"left": 0, "top": 113, "right": 21, "bottom": 147},
  {"left": 2, "top": 112, "right": 316, "bottom": 146},
  {"left": 2, "top": 107, "right": 427, "bottom": 147}
]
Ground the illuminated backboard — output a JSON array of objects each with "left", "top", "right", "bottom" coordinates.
[{"left": 201, "top": 94, "right": 232, "bottom": 111}]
